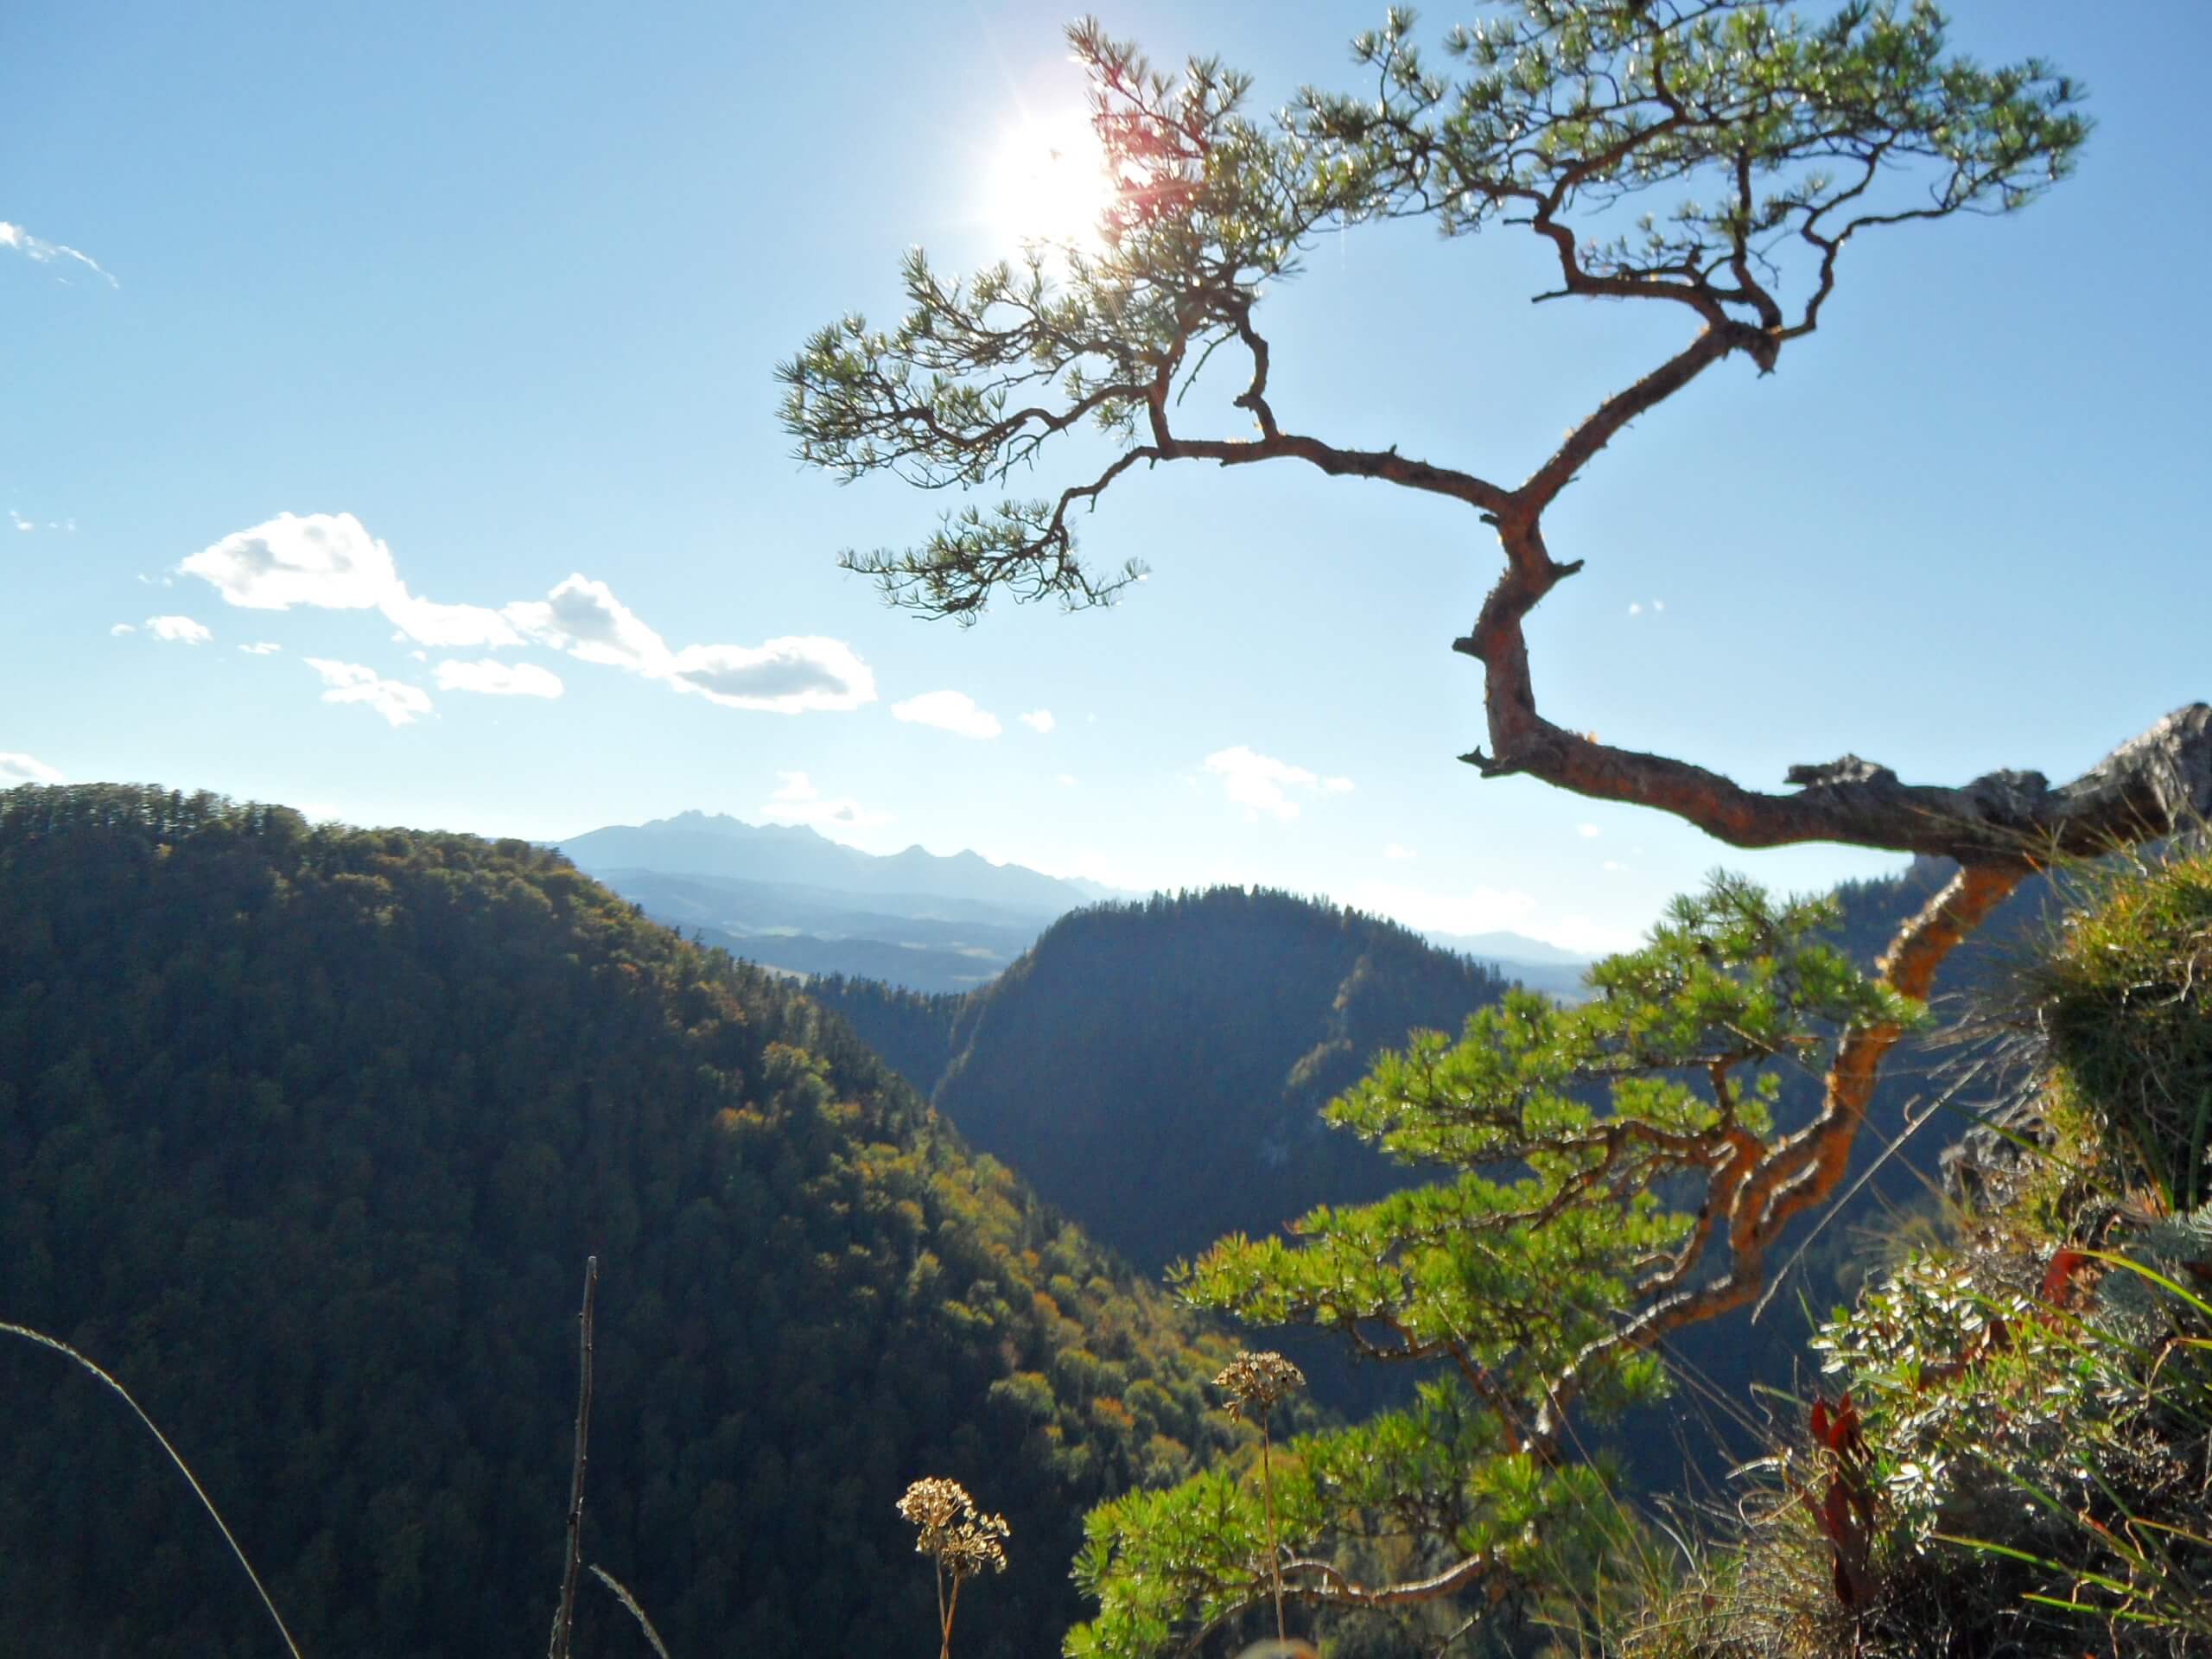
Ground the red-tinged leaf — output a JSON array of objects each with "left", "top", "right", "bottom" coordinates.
[
  {"left": 1810, "top": 1397, "right": 1833, "bottom": 1447},
  {"left": 1822, "top": 1484, "right": 1852, "bottom": 1543},
  {"left": 2041, "top": 1249, "right": 2087, "bottom": 1305}
]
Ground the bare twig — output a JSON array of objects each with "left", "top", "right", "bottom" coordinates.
[{"left": 548, "top": 1256, "right": 599, "bottom": 1659}]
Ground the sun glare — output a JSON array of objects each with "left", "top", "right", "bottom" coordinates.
[{"left": 984, "top": 110, "right": 1116, "bottom": 251}]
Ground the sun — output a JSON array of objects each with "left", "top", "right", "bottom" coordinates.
[{"left": 983, "top": 109, "right": 1116, "bottom": 251}]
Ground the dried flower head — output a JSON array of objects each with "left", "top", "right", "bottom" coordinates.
[
  {"left": 1213, "top": 1350, "right": 1305, "bottom": 1421},
  {"left": 898, "top": 1477, "right": 1010, "bottom": 1580},
  {"left": 898, "top": 1476, "right": 966, "bottom": 1539}
]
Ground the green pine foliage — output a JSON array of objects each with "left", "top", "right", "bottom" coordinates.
[
  {"left": 1599, "top": 846, "right": 2212, "bottom": 1658},
  {"left": 0, "top": 783, "right": 1248, "bottom": 1659},
  {"left": 1065, "top": 878, "right": 1922, "bottom": 1657}
]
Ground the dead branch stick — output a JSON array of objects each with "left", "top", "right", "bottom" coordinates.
[{"left": 549, "top": 1256, "right": 599, "bottom": 1659}]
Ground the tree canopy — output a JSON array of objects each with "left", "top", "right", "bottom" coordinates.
[
  {"left": 782, "top": 1, "right": 2204, "bottom": 866},
  {"left": 781, "top": 3, "right": 2212, "bottom": 1649},
  {"left": 0, "top": 784, "right": 1256, "bottom": 1658}
]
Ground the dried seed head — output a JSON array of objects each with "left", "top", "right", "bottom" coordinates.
[
  {"left": 939, "top": 1508, "right": 1010, "bottom": 1580},
  {"left": 898, "top": 1477, "right": 1011, "bottom": 1580},
  {"left": 1213, "top": 1350, "right": 1305, "bottom": 1421},
  {"left": 897, "top": 1476, "right": 967, "bottom": 1539}
]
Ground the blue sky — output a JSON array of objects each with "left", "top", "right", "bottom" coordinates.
[{"left": 5, "top": 0, "right": 2207, "bottom": 954}]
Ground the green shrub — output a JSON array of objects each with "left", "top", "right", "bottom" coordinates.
[{"left": 2031, "top": 846, "right": 2212, "bottom": 1210}]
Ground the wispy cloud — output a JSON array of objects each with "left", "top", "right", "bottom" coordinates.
[
  {"left": 1019, "top": 709, "right": 1056, "bottom": 734},
  {"left": 146, "top": 614, "right": 213, "bottom": 645},
  {"left": 893, "top": 690, "right": 1002, "bottom": 740},
  {"left": 182, "top": 512, "right": 519, "bottom": 647},
  {"left": 304, "top": 658, "right": 432, "bottom": 727},
  {"left": 500, "top": 576, "right": 867, "bottom": 711},
  {"left": 1, "top": 220, "right": 117, "bottom": 287},
  {"left": 110, "top": 622, "right": 136, "bottom": 637},
  {"left": 757, "top": 771, "right": 889, "bottom": 836},
  {"left": 1578, "top": 823, "right": 1599, "bottom": 838},
  {"left": 503, "top": 575, "right": 663, "bottom": 670},
  {"left": 435, "top": 658, "right": 563, "bottom": 698},
  {"left": 1384, "top": 842, "right": 1416, "bottom": 861},
  {"left": 238, "top": 641, "right": 282, "bottom": 656},
  {"left": 1203, "top": 746, "right": 1353, "bottom": 822},
  {"left": 668, "top": 638, "right": 875, "bottom": 714},
  {"left": 181, "top": 513, "right": 880, "bottom": 718},
  {"left": 0, "top": 752, "right": 65, "bottom": 785}
]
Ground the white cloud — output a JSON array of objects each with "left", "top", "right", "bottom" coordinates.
[
  {"left": 669, "top": 637, "right": 875, "bottom": 714},
  {"left": 1578, "top": 823, "right": 1600, "bottom": 837},
  {"left": 502, "top": 574, "right": 664, "bottom": 669},
  {"left": 1602, "top": 860, "right": 1626, "bottom": 873},
  {"left": 1019, "top": 709, "right": 1056, "bottom": 734},
  {"left": 110, "top": 622, "right": 135, "bottom": 636},
  {"left": 504, "top": 575, "right": 876, "bottom": 714},
  {"left": 1056, "top": 773, "right": 1077, "bottom": 787},
  {"left": 1202, "top": 746, "right": 1353, "bottom": 822},
  {"left": 0, "top": 752, "right": 65, "bottom": 785},
  {"left": 435, "top": 658, "right": 563, "bottom": 698},
  {"left": 184, "top": 512, "right": 396, "bottom": 612},
  {"left": 1628, "top": 601, "right": 1643, "bottom": 616},
  {"left": 182, "top": 519, "right": 878, "bottom": 718},
  {"left": 1384, "top": 842, "right": 1416, "bottom": 861},
  {"left": 379, "top": 586, "right": 524, "bottom": 648},
  {"left": 1, "top": 219, "right": 116, "bottom": 287},
  {"left": 1653, "top": 600, "right": 1665, "bottom": 612},
  {"left": 146, "top": 614, "right": 212, "bottom": 645},
  {"left": 238, "top": 641, "right": 281, "bottom": 655},
  {"left": 181, "top": 512, "right": 521, "bottom": 647},
  {"left": 304, "top": 658, "right": 432, "bottom": 727},
  {"left": 893, "top": 690, "right": 1002, "bottom": 740},
  {"left": 758, "top": 771, "right": 890, "bottom": 835},
  {"left": 10, "top": 510, "right": 30, "bottom": 532}
]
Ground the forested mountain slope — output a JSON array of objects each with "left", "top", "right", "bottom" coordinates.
[
  {"left": 818, "top": 867, "right": 2056, "bottom": 1471},
  {"left": 0, "top": 785, "right": 1248, "bottom": 1659},
  {"left": 817, "top": 889, "right": 1516, "bottom": 1276}
]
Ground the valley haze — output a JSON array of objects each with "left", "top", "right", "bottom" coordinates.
[{"left": 557, "top": 808, "right": 1593, "bottom": 996}]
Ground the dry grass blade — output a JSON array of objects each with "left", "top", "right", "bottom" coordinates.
[
  {"left": 589, "top": 1564, "right": 674, "bottom": 1659},
  {"left": 1, "top": 1319, "right": 305, "bottom": 1659}
]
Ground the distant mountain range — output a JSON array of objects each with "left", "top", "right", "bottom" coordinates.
[
  {"left": 556, "top": 810, "right": 1594, "bottom": 995},
  {"left": 559, "top": 810, "right": 1114, "bottom": 915}
]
